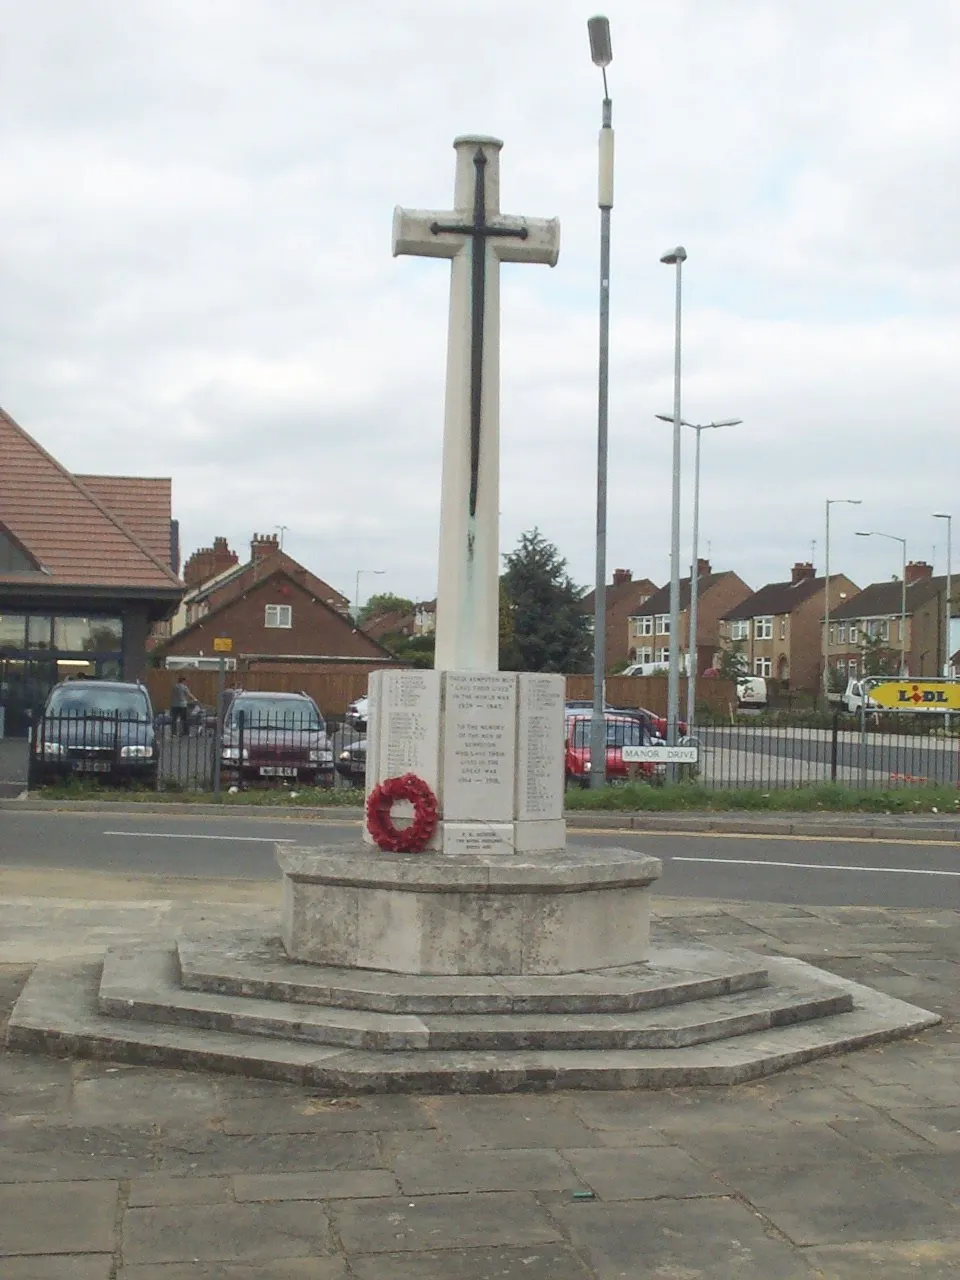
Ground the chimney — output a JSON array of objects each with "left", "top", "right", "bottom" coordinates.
[
  {"left": 905, "top": 560, "right": 933, "bottom": 585},
  {"left": 251, "top": 532, "right": 280, "bottom": 565},
  {"left": 612, "top": 569, "right": 632, "bottom": 587},
  {"left": 182, "top": 535, "right": 239, "bottom": 588},
  {"left": 696, "top": 558, "right": 711, "bottom": 577},
  {"left": 791, "top": 561, "right": 814, "bottom": 585}
]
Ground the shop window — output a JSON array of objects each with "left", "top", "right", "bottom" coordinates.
[
  {"left": 53, "top": 616, "right": 123, "bottom": 651},
  {"left": 26, "top": 616, "right": 53, "bottom": 649},
  {"left": 0, "top": 614, "right": 26, "bottom": 648}
]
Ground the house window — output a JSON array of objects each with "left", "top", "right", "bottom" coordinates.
[
  {"left": 754, "top": 617, "right": 773, "bottom": 640},
  {"left": 829, "top": 624, "right": 836, "bottom": 645},
  {"left": 655, "top": 647, "right": 670, "bottom": 664},
  {"left": 629, "top": 616, "right": 653, "bottom": 639},
  {"left": 730, "top": 620, "right": 750, "bottom": 640},
  {"left": 264, "top": 604, "right": 292, "bottom": 629},
  {"left": 779, "top": 618, "right": 787, "bottom": 640},
  {"left": 754, "top": 657, "right": 772, "bottom": 677},
  {"left": 655, "top": 615, "right": 670, "bottom": 636},
  {"left": 881, "top": 620, "right": 889, "bottom": 640},
  {"left": 848, "top": 658, "right": 858, "bottom": 676},
  {"left": 635, "top": 647, "right": 653, "bottom": 664},
  {"left": 849, "top": 624, "right": 858, "bottom": 644},
  {"left": 838, "top": 623, "right": 847, "bottom": 643}
]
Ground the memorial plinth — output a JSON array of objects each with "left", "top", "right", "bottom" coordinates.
[
  {"left": 279, "top": 844, "right": 662, "bottom": 975},
  {"left": 365, "top": 668, "right": 566, "bottom": 856}
]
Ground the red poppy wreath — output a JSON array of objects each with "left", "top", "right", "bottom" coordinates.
[{"left": 365, "top": 773, "right": 439, "bottom": 853}]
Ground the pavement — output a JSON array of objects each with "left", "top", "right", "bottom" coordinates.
[
  {"left": 2, "top": 862, "right": 960, "bottom": 1277},
  {"left": 6, "top": 795, "right": 960, "bottom": 843}
]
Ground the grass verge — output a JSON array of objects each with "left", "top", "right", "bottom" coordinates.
[
  {"left": 564, "top": 780, "right": 960, "bottom": 813},
  {"left": 28, "top": 778, "right": 960, "bottom": 814}
]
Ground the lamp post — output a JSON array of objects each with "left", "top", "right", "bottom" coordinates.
[
  {"left": 933, "top": 513, "right": 952, "bottom": 679},
  {"left": 354, "top": 569, "right": 385, "bottom": 623},
  {"left": 655, "top": 414, "right": 740, "bottom": 731},
  {"left": 823, "top": 499, "right": 861, "bottom": 702},
  {"left": 856, "top": 531, "right": 907, "bottom": 675},
  {"left": 588, "top": 14, "right": 614, "bottom": 788},
  {"left": 659, "top": 246, "right": 686, "bottom": 764}
]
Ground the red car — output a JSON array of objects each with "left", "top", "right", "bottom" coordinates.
[
  {"left": 564, "top": 714, "right": 660, "bottom": 787},
  {"left": 610, "top": 706, "right": 688, "bottom": 739}
]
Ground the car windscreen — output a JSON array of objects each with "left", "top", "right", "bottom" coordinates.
[
  {"left": 605, "top": 719, "right": 646, "bottom": 747},
  {"left": 46, "top": 686, "right": 151, "bottom": 720},
  {"left": 571, "top": 719, "right": 646, "bottom": 748},
  {"left": 227, "top": 698, "right": 323, "bottom": 729}
]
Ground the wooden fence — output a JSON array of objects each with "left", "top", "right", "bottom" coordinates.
[{"left": 147, "top": 668, "right": 738, "bottom": 720}]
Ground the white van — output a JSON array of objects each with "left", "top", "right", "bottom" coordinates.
[
  {"left": 842, "top": 679, "right": 878, "bottom": 715},
  {"left": 621, "top": 655, "right": 689, "bottom": 678},
  {"left": 736, "top": 676, "right": 768, "bottom": 708}
]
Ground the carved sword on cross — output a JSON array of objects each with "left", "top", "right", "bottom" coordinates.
[{"left": 393, "top": 136, "right": 560, "bottom": 673}]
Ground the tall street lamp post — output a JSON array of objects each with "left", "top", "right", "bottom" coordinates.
[
  {"left": 660, "top": 246, "right": 686, "bottom": 764},
  {"left": 354, "top": 569, "right": 385, "bottom": 623},
  {"left": 656, "top": 414, "right": 741, "bottom": 731},
  {"left": 823, "top": 499, "right": 861, "bottom": 702},
  {"left": 933, "top": 512, "right": 953, "bottom": 679},
  {"left": 588, "top": 15, "right": 614, "bottom": 788},
  {"left": 856, "top": 531, "right": 907, "bottom": 675}
]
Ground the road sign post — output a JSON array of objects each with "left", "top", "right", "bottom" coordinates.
[{"left": 212, "top": 639, "right": 232, "bottom": 797}]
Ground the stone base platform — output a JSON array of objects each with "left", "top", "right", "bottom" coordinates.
[
  {"left": 5, "top": 930, "right": 939, "bottom": 1093},
  {"left": 279, "top": 845, "right": 662, "bottom": 975}
]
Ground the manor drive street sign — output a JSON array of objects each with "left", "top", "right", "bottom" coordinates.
[
  {"left": 868, "top": 680, "right": 960, "bottom": 711},
  {"left": 622, "top": 745, "right": 699, "bottom": 764}
]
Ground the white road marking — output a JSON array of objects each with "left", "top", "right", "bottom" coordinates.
[
  {"left": 671, "top": 856, "right": 960, "bottom": 877},
  {"left": 104, "top": 831, "right": 295, "bottom": 843}
]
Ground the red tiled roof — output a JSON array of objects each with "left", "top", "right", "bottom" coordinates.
[
  {"left": 0, "top": 406, "right": 182, "bottom": 592},
  {"left": 77, "top": 475, "right": 173, "bottom": 570}
]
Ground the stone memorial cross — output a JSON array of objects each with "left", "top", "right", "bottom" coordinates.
[{"left": 393, "top": 136, "right": 560, "bottom": 672}]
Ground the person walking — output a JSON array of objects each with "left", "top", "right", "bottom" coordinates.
[{"left": 170, "top": 676, "right": 197, "bottom": 737}]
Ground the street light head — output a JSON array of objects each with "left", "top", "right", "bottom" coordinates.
[
  {"left": 855, "top": 532, "right": 870, "bottom": 537},
  {"left": 660, "top": 246, "right": 687, "bottom": 265},
  {"left": 933, "top": 512, "right": 952, "bottom": 519},
  {"left": 711, "top": 418, "right": 742, "bottom": 428},
  {"left": 587, "top": 16, "right": 612, "bottom": 67},
  {"left": 654, "top": 413, "right": 674, "bottom": 423}
]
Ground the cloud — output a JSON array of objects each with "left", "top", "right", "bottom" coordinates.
[{"left": 0, "top": 0, "right": 958, "bottom": 607}]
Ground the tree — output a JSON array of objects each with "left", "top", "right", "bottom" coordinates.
[
  {"left": 358, "top": 593, "right": 414, "bottom": 626},
  {"left": 500, "top": 529, "right": 592, "bottom": 673},
  {"left": 859, "top": 632, "right": 899, "bottom": 678},
  {"left": 717, "top": 639, "right": 748, "bottom": 681},
  {"left": 498, "top": 579, "right": 520, "bottom": 670},
  {"left": 382, "top": 632, "right": 435, "bottom": 668}
]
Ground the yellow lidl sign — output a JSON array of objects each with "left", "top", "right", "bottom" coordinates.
[
  {"left": 213, "top": 637, "right": 233, "bottom": 653},
  {"left": 869, "top": 681, "right": 960, "bottom": 711}
]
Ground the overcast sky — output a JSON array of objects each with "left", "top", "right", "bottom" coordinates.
[{"left": 2, "top": 0, "right": 958, "bottom": 609}]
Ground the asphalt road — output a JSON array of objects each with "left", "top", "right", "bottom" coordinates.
[
  {"left": 697, "top": 723, "right": 960, "bottom": 786},
  {"left": 2, "top": 809, "right": 959, "bottom": 910}
]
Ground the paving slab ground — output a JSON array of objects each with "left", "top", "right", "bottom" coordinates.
[{"left": 1, "top": 866, "right": 959, "bottom": 1277}]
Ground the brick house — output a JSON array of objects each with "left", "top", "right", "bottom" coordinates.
[
  {"left": 628, "top": 561, "right": 752, "bottom": 677},
  {"left": 160, "top": 534, "right": 393, "bottom": 673},
  {"left": 719, "top": 562, "right": 858, "bottom": 692},
  {"left": 829, "top": 561, "right": 953, "bottom": 680},
  {"left": 0, "top": 406, "right": 183, "bottom": 734},
  {"left": 580, "top": 569, "right": 659, "bottom": 672}
]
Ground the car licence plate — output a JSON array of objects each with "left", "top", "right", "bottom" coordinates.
[
  {"left": 259, "top": 766, "right": 298, "bottom": 777},
  {"left": 74, "top": 761, "right": 110, "bottom": 773}
]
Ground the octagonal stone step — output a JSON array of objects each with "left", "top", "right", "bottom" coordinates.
[
  {"left": 176, "top": 932, "right": 771, "bottom": 1016},
  {"left": 6, "top": 955, "right": 940, "bottom": 1093},
  {"left": 98, "top": 946, "right": 853, "bottom": 1054}
]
